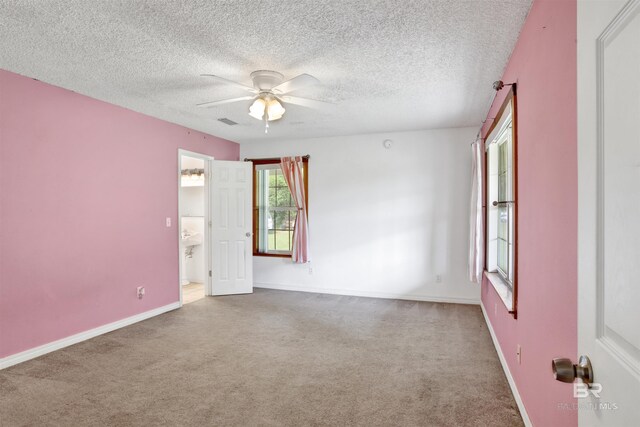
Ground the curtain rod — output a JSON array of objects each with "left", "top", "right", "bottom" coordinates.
[
  {"left": 244, "top": 155, "right": 310, "bottom": 162},
  {"left": 473, "top": 80, "right": 517, "bottom": 144}
]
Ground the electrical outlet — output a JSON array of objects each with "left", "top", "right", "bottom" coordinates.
[
  {"left": 308, "top": 267, "right": 313, "bottom": 274},
  {"left": 435, "top": 275, "right": 442, "bottom": 283},
  {"left": 137, "top": 286, "right": 145, "bottom": 299},
  {"left": 165, "top": 217, "right": 171, "bottom": 227},
  {"left": 517, "top": 345, "right": 522, "bottom": 364}
]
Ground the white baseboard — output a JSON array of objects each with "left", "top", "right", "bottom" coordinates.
[
  {"left": 254, "top": 282, "right": 480, "bottom": 305},
  {"left": 480, "top": 301, "right": 532, "bottom": 427},
  {"left": 0, "top": 302, "right": 181, "bottom": 370}
]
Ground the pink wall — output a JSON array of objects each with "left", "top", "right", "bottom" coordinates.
[
  {"left": 0, "top": 69, "right": 239, "bottom": 358},
  {"left": 481, "top": 0, "right": 577, "bottom": 425}
]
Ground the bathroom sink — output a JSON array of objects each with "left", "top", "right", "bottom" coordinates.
[{"left": 181, "top": 233, "right": 203, "bottom": 247}]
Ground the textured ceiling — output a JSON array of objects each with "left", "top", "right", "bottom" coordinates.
[{"left": 0, "top": 0, "right": 532, "bottom": 143}]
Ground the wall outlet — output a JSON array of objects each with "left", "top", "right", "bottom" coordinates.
[
  {"left": 517, "top": 345, "right": 522, "bottom": 364},
  {"left": 137, "top": 286, "right": 145, "bottom": 299},
  {"left": 308, "top": 266, "right": 313, "bottom": 274},
  {"left": 435, "top": 275, "right": 442, "bottom": 283},
  {"left": 165, "top": 217, "right": 171, "bottom": 227}
]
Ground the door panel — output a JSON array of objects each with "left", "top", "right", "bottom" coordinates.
[
  {"left": 211, "top": 161, "right": 253, "bottom": 295},
  {"left": 578, "top": 0, "right": 640, "bottom": 424},
  {"left": 602, "top": 1, "right": 640, "bottom": 367}
]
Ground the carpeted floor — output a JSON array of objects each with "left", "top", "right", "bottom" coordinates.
[{"left": 0, "top": 289, "right": 523, "bottom": 426}]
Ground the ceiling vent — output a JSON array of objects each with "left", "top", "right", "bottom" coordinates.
[{"left": 217, "top": 118, "right": 238, "bottom": 126}]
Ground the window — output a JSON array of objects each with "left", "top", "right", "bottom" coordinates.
[
  {"left": 485, "top": 87, "right": 517, "bottom": 314},
  {"left": 252, "top": 159, "right": 308, "bottom": 256}
]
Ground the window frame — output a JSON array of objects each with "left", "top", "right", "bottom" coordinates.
[
  {"left": 251, "top": 158, "right": 309, "bottom": 258},
  {"left": 484, "top": 86, "right": 518, "bottom": 317}
]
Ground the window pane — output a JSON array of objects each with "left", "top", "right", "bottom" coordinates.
[
  {"left": 273, "top": 210, "right": 284, "bottom": 229},
  {"left": 288, "top": 229, "right": 293, "bottom": 251},
  {"left": 275, "top": 185, "right": 293, "bottom": 207},
  {"left": 498, "top": 239, "right": 508, "bottom": 274},
  {"left": 498, "top": 141, "right": 507, "bottom": 201},
  {"left": 508, "top": 205, "right": 514, "bottom": 245},
  {"left": 499, "top": 142, "right": 507, "bottom": 174},
  {"left": 497, "top": 206, "right": 509, "bottom": 277},
  {"left": 269, "top": 183, "right": 276, "bottom": 207},
  {"left": 274, "top": 230, "right": 290, "bottom": 251},
  {"left": 498, "top": 207, "right": 508, "bottom": 240},
  {"left": 498, "top": 172, "right": 507, "bottom": 200},
  {"left": 268, "top": 230, "right": 275, "bottom": 251}
]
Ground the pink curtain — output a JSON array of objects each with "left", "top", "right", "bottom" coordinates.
[
  {"left": 468, "top": 140, "right": 484, "bottom": 283},
  {"left": 280, "top": 156, "right": 310, "bottom": 263}
]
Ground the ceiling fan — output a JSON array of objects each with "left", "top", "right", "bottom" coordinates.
[{"left": 197, "top": 70, "right": 327, "bottom": 133}]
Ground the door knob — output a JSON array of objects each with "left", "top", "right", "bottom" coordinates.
[
  {"left": 552, "top": 355, "right": 594, "bottom": 386},
  {"left": 245, "top": 232, "right": 251, "bottom": 237}
]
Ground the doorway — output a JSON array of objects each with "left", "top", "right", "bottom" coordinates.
[{"left": 178, "top": 150, "right": 212, "bottom": 305}]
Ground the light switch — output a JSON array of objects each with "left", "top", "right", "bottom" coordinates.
[{"left": 166, "top": 217, "right": 172, "bottom": 227}]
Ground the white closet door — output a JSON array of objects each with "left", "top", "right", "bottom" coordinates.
[
  {"left": 578, "top": 0, "right": 640, "bottom": 425},
  {"left": 210, "top": 160, "right": 253, "bottom": 296}
]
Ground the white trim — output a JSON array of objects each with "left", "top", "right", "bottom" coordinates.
[
  {"left": 486, "top": 103, "right": 513, "bottom": 148},
  {"left": 255, "top": 163, "right": 281, "bottom": 171},
  {"left": 0, "top": 302, "right": 180, "bottom": 370},
  {"left": 480, "top": 301, "right": 532, "bottom": 427},
  {"left": 485, "top": 271, "right": 514, "bottom": 312},
  {"left": 254, "top": 282, "right": 480, "bottom": 305}
]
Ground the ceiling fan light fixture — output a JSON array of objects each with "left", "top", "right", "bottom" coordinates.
[
  {"left": 266, "top": 98, "right": 285, "bottom": 121},
  {"left": 248, "top": 97, "right": 266, "bottom": 120},
  {"left": 248, "top": 95, "right": 286, "bottom": 122}
]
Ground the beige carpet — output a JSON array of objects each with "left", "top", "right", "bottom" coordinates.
[{"left": 0, "top": 289, "right": 523, "bottom": 426}]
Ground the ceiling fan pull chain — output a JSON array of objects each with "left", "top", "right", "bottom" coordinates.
[{"left": 264, "top": 115, "right": 269, "bottom": 134}]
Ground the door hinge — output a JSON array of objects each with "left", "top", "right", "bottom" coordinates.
[
  {"left": 209, "top": 270, "right": 212, "bottom": 277},
  {"left": 208, "top": 221, "right": 212, "bottom": 227}
]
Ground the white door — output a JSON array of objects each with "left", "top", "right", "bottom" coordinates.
[
  {"left": 210, "top": 160, "right": 253, "bottom": 296},
  {"left": 578, "top": 0, "right": 640, "bottom": 424}
]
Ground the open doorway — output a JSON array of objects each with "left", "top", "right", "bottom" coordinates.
[{"left": 178, "top": 150, "right": 212, "bottom": 305}]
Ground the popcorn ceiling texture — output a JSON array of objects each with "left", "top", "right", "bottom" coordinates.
[{"left": 0, "top": 0, "right": 532, "bottom": 142}]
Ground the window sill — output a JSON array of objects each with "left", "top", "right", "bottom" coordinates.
[
  {"left": 484, "top": 271, "right": 514, "bottom": 313},
  {"left": 253, "top": 253, "right": 291, "bottom": 258}
]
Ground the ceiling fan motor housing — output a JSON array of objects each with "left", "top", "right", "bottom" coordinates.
[{"left": 250, "top": 70, "right": 284, "bottom": 91}]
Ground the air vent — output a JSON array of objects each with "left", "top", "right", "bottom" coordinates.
[{"left": 218, "top": 118, "right": 238, "bottom": 126}]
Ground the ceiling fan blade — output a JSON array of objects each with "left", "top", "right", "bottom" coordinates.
[
  {"left": 272, "top": 74, "right": 319, "bottom": 94},
  {"left": 196, "top": 96, "right": 254, "bottom": 108},
  {"left": 200, "top": 74, "right": 257, "bottom": 93},
  {"left": 281, "top": 96, "right": 331, "bottom": 109}
]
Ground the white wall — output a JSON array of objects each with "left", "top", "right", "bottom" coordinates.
[
  {"left": 180, "top": 186, "right": 204, "bottom": 216},
  {"left": 240, "top": 127, "right": 479, "bottom": 304}
]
